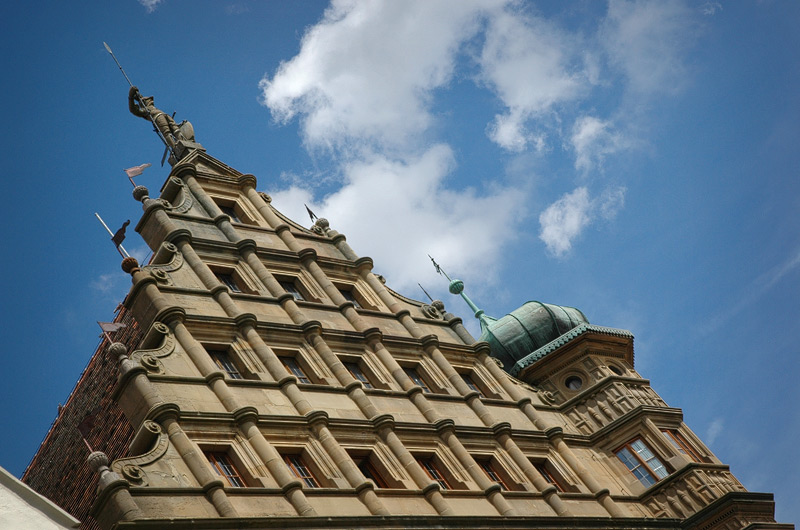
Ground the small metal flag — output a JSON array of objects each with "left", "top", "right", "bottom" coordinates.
[
  {"left": 111, "top": 220, "right": 130, "bottom": 248},
  {"left": 95, "top": 213, "right": 131, "bottom": 258},
  {"left": 305, "top": 204, "right": 318, "bottom": 222}
]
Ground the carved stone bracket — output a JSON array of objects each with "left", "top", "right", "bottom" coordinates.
[
  {"left": 130, "top": 322, "right": 175, "bottom": 372},
  {"left": 142, "top": 242, "right": 184, "bottom": 278},
  {"left": 311, "top": 218, "right": 330, "bottom": 236},
  {"left": 111, "top": 421, "right": 169, "bottom": 486},
  {"left": 161, "top": 177, "right": 195, "bottom": 213}
]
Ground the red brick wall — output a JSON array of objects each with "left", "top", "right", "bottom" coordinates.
[{"left": 23, "top": 308, "right": 143, "bottom": 530}]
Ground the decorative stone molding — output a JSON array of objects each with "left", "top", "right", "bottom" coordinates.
[
  {"left": 237, "top": 174, "right": 257, "bottom": 189},
  {"left": 371, "top": 414, "right": 395, "bottom": 432},
  {"left": 434, "top": 418, "right": 455, "bottom": 434},
  {"left": 544, "top": 427, "right": 564, "bottom": 440},
  {"left": 301, "top": 320, "right": 323, "bottom": 337},
  {"left": 420, "top": 334, "right": 440, "bottom": 351},
  {"left": 111, "top": 421, "right": 169, "bottom": 486},
  {"left": 233, "top": 406, "right": 259, "bottom": 425},
  {"left": 311, "top": 218, "right": 330, "bottom": 235},
  {"left": 297, "top": 248, "right": 318, "bottom": 262},
  {"left": 306, "top": 410, "right": 330, "bottom": 429},
  {"left": 491, "top": 422, "right": 512, "bottom": 438},
  {"left": 344, "top": 380, "right": 364, "bottom": 393},
  {"left": 142, "top": 243, "right": 183, "bottom": 281},
  {"left": 354, "top": 256, "right": 373, "bottom": 272},
  {"left": 161, "top": 178, "right": 194, "bottom": 213},
  {"left": 236, "top": 238, "right": 257, "bottom": 253},
  {"left": 234, "top": 313, "right": 258, "bottom": 329},
  {"left": 642, "top": 465, "right": 746, "bottom": 519},
  {"left": 130, "top": 322, "right": 175, "bottom": 370},
  {"left": 421, "top": 303, "right": 445, "bottom": 320},
  {"left": 363, "top": 327, "right": 383, "bottom": 346}
]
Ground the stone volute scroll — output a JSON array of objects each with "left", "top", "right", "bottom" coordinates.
[
  {"left": 111, "top": 420, "right": 170, "bottom": 487},
  {"left": 129, "top": 322, "right": 175, "bottom": 373}
]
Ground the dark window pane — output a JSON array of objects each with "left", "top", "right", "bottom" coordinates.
[
  {"left": 284, "top": 454, "right": 319, "bottom": 488},
  {"left": 218, "top": 204, "right": 241, "bottom": 223},
  {"left": 418, "top": 457, "right": 449, "bottom": 490},
  {"left": 279, "top": 356, "right": 311, "bottom": 384},
  {"left": 460, "top": 373, "right": 483, "bottom": 396},
  {"left": 215, "top": 273, "right": 242, "bottom": 293},
  {"left": 279, "top": 280, "right": 305, "bottom": 301},
  {"left": 478, "top": 460, "right": 508, "bottom": 490},
  {"left": 208, "top": 350, "right": 243, "bottom": 379},
  {"left": 206, "top": 451, "right": 245, "bottom": 487},
  {"left": 404, "top": 367, "right": 431, "bottom": 393},
  {"left": 344, "top": 362, "right": 373, "bottom": 388},
  {"left": 338, "top": 288, "right": 361, "bottom": 308}
]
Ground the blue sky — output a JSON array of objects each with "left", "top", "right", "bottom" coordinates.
[{"left": 1, "top": 0, "right": 797, "bottom": 524}]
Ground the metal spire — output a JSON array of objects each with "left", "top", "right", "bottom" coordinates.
[{"left": 428, "top": 255, "right": 492, "bottom": 332}]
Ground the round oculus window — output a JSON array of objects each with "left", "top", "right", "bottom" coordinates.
[
  {"left": 608, "top": 365, "right": 623, "bottom": 375},
  {"left": 565, "top": 376, "right": 583, "bottom": 391}
]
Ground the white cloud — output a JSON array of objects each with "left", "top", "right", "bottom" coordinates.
[
  {"left": 539, "top": 185, "right": 626, "bottom": 256},
  {"left": 261, "top": 0, "right": 501, "bottom": 153},
  {"left": 701, "top": 2, "right": 722, "bottom": 16},
  {"left": 261, "top": 0, "right": 697, "bottom": 269},
  {"left": 479, "top": 7, "right": 587, "bottom": 151},
  {"left": 706, "top": 417, "right": 724, "bottom": 446},
  {"left": 601, "top": 0, "right": 694, "bottom": 95},
  {"left": 271, "top": 146, "right": 526, "bottom": 292},
  {"left": 138, "top": 0, "right": 162, "bottom": 13},
  {"left": 539, "top": 187, "right": 592, "bottom": 257},
  {"left": 571, "top": 116, "right": 629, "bottom": 172},
  {"left": 91, "top": 274, "right": 117, "bottom": 293}
]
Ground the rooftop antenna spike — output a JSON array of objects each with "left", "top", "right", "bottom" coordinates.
[
  {"left": 418, "top": 283, "right": 433, "bottom": 302},
  {"left": 103, "top": 42, "right": 134, "bottom": 87},
  {"left": 103, "top": 41, "right": 176, "bottom": 161},
  {"left": 428, "top": 255, "right": 491, "bottom": 332}
]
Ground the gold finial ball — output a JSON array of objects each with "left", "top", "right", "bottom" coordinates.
[{"left": 121, "top": 257, "right": 140, "bottom": 273}]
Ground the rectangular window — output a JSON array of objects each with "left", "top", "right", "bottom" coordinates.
[
  {"left": 344, "top": 361, "right": 373, "bottom": 389},
  {"left": 215, "top": 272, "right": 242, "bottom": 293},
  {"left": 284, "top": 454, "right": 320, "bottom": 488},
  {"left": 205, "top": 451, "right": 245, "bottom": 487},
  {"left": 460, "top": 373, "right": 484, "bottom": 397},
  {"left": 417, "top": 457, "right": 450, "bottom": 490},
  {"left": 403, "top": 367, "right": 431, "bottom": 393},
  {"left": 662, "top": 429, "right": 702, "bottom": 462},
  {"left": 218, "top": 204, "right": 241, "bottom": 223},
  {"left": 338, "top": 288, "right": 361, "bottom": 308},
  {"left": 279, "top": 280, "right": 305, "bottom": 301},
  {"left": 208, "top": 350, "right": 243, "bottom": 380},
  {"left": 615, "top": 438, "right": 669, "bottom": 487},
  {"left": 534, "top": 462, "right": 564, "bottom": 492},
  {"left": 279, "top": 356, "right": 311, "bottom": 384},
  {"left": 478, "top": 460, "right": 509, "bottom": 491},
  {"left": 355, "top": 457, "right": 388, "bottom": 488}
]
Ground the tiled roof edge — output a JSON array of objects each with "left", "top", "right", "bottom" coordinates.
[{"left": 510, "top": 324, "right": 633, "bottom": 376}]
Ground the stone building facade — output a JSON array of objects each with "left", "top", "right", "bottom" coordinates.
[{"left": 23, "top": 122, "right": 792, "bottom": 530}]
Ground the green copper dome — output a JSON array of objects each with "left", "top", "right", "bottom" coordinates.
[{"left": 478, "top": 302, "right": 589, "bottom": 372}]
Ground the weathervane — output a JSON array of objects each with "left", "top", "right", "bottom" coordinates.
[{"left": 104, "top": 42, "right": 202, "bottom": 166}]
